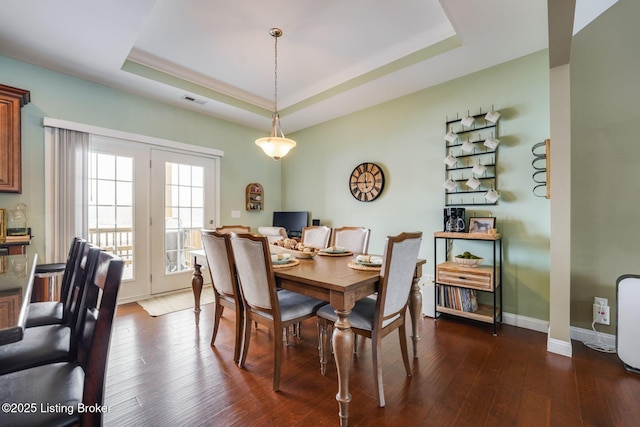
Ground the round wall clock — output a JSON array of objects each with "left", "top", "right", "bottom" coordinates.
[{"left": 349, "top": 162, "right": 385, "bottom": 202}]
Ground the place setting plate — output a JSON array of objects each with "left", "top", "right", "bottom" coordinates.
[
  {"left": 348, "top": 255, "right": 383, "bottom": 271},
  {"left": 270, "top": 253, "right": 300, "bottom": 269},
  {"left": 318, "top": 246, "right": 353, "bottom": 257}
]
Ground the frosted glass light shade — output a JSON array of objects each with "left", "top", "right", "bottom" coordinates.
[{"left": 255, "top": 136, "right": 296, "bottom": 160}]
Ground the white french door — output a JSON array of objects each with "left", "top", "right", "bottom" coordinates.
[
  {"left": 89, "top": 137, "right": 150, "bottom": 300},
  {"left": 149, "top": 149, "right": 216, "bottom": 294},
  {"left": 88, "top": 136, "right": 217, "bottom": 299}
]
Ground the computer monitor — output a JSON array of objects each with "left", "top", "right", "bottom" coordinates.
[{"left": 272, "top": 211, "right": 309, "bottom": 238}]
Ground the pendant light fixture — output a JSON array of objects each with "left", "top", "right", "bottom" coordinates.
[{"left": 255, "top": 27, "right": 296, "bottom": 160}]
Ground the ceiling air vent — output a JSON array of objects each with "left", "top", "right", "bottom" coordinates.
[{"left": 182, "top": 95, "right": 206, "bottom": 105}]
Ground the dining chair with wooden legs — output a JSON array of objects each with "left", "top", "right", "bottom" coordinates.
[
  {"left": 317, "top": 231, "right": 422, "bottom": 407},
  {"left": 230, "top": 232, "right": 326, "bottom": 391},
  {"left": 301, "top": 225, "right": 332, "bottom": 249},
  {"left": 331, "top": 226, "right": 371, "bottom": 254},
  {"left": 201, "top": 229, "right": 244, "bottom": 363}
]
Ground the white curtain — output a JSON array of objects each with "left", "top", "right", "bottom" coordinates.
[{"left": 43, "top": 126, "right": 89, "bottom": 263}]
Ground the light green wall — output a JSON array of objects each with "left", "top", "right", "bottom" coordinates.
[
  {"left": 286, "top": 51, "right": 552, "bottom": 320},
  {"left": 0, "top": 55, "right": 282, "bottom": 260},
  {"left": 1, "top": 45, "right": 558, "bottom": 323},
  {"left": 570, "top": 0, "right": 639, "bottom": 333}
]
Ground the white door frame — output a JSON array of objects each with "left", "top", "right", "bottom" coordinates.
[{"left": 43, "top": 117, "right": 223, "bottom": 303}]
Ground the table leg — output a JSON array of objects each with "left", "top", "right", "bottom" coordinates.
[
  {"left": 192, "top": 259, "right": 203, "bottom": 326},
  {"left": 408, "top": 277, "right": 422, "bottom": 358},
  {"left": 333, "top": 308, "right": 354, "bottom": 427}
]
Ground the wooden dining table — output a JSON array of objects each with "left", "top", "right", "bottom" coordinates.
[
  {"left": 0, "top": 253, "right": 38, "bottom": 345},
  {"left": 191, "top": 250, "right": 425, "bottom": 427}
]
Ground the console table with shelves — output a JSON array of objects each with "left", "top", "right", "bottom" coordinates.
[{"left": 433, "top": 231, "right": 503, "bottom": 335}]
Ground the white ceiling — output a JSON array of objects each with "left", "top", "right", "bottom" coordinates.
[{"left": 0, "top": 0, "right": 616, "bottom": 133}]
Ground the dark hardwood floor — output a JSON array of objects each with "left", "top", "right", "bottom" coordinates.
[{"left": 104, "top": 302, "right": 640, "bottom": 426}]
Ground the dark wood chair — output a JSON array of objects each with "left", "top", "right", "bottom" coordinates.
[
  {"left": 0, "top": 250, "right": 124, "bottom": 426},
  {"left": 317, "top": 231, "right": 422, "bottom": 407},
  {"left": 0, "top": 244, "right": 100, "bottom": 375},
  {"left": 26, "top": 237, "right": 87, "bottom": 327},
  {"left": 201, "top": 229, "right": 244, "bottom": 362},
  {"left": 229, "top": 232, "right": 326, "bottom": 391}
]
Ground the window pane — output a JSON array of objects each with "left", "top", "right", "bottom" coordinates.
[
  {"left": 116, "top": 182, "right": 132, "bottom": 205},
  {"left": 97, "top": 180, "right": 115, "bottom": 205},
  {"left": 96, "top": 153, "right": 115, "bottom": 180},
  {"left": 116, "top": 157, "right": 132, "bottom": 181}
]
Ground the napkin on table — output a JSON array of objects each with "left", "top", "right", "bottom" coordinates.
[
  {"left": 271, "top": 253, "right": 291, "bottom": 262},
  {"left": 356, "top": 255, "right": 382, "bottom": 264}
]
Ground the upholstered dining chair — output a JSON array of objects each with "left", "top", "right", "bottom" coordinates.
[
  {"left": 258, "top": 226, "right": 288, "bottom": 243},
  {"left": 331, "top": 226, "right": 371, "bottom": 254},
  {"left": 317, "top": 231, "right": 422, "bottom": 407},
  {"left": 229, "top": 232, "right": 326, "bottom": 391},
  {"left": 201, "top": 229, "right": 244, "bottom": 363},
  {"left": 0, "top": 245, "right": 101, "bottom": 375},
  {"left": 26, "top": 237, "right": 86, "bottom": 327},
  {"left": 0, "top": 250, "right": 124, "bottom": 427},
  {"left": 301, "top": 225, "right": 331, "bottom": 249}
]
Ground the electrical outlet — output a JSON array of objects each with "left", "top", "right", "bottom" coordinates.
[
  {"left": 594, "top": 297, "right": 608, "bottom": 307},
  {"left": 593, "top": 303, "right": 610, "bottom": 325}
]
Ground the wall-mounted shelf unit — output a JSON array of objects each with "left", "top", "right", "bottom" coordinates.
[
  {"left": 433, "top": 231, "right": 503, "bottom": 335},
  {"left": 245, "top": 183, "right": 263, "bottom": 211},
  {"left": 443, "top": 110, "right": 500, "bottom": 206}
]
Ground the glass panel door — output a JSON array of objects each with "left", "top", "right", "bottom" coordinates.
[
  {"left": 88, "top": 136, "right": 150, "bottom": 301},
  {"left": 150, "top": 149, "right": 215, "bottom": 294}
]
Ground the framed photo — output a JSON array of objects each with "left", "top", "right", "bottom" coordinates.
[
  {"left": 469, "top": 217, "right": 495, "bottom": 234},
  {"left": 0, "top": 208, "right": 5, "bottom": 242}
]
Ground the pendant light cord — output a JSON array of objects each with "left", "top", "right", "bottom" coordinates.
[{"left": 273, "top": 32, "right": 279, "bottom": 115}]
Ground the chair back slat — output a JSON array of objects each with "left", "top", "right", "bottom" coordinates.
[
  {"left": 378, "top": 232, "right": 422, "bottom": 319},
  {"left": 58, "top": 237, "right": 86, "bottom": 304},
  {"left": 63, "top": 243, "right": 98, "bottom": 327},
  {"left": 201, "top": 230, "right": 236, "bottom": 296}
]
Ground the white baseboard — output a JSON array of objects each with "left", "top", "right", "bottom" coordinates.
[
  {"left": 547, "top": 336, "right": 573, "bottom": 357},
  {"left": 570, "top": 325, "right": 616, "bottom": 349},
  {"left": 502, "top": 312, "right": 616, "bottom": 357},
  {"left": 502, "top": 312, "right": 549, "bottom": 333}
]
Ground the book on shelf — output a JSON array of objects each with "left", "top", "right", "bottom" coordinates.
[
  {"left": 438, "top": 285, "right": 478, "bottom": 313},
  {"left": 3, "top": 234, "right": 31, "bottom": 243}
]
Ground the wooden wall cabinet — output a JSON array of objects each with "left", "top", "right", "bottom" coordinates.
[
  {"left": 245, "top": 183, "right": 263, "bottom": 211},
  {"left": 0, "top": 84, "right": 30, "bottom": 193}
]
